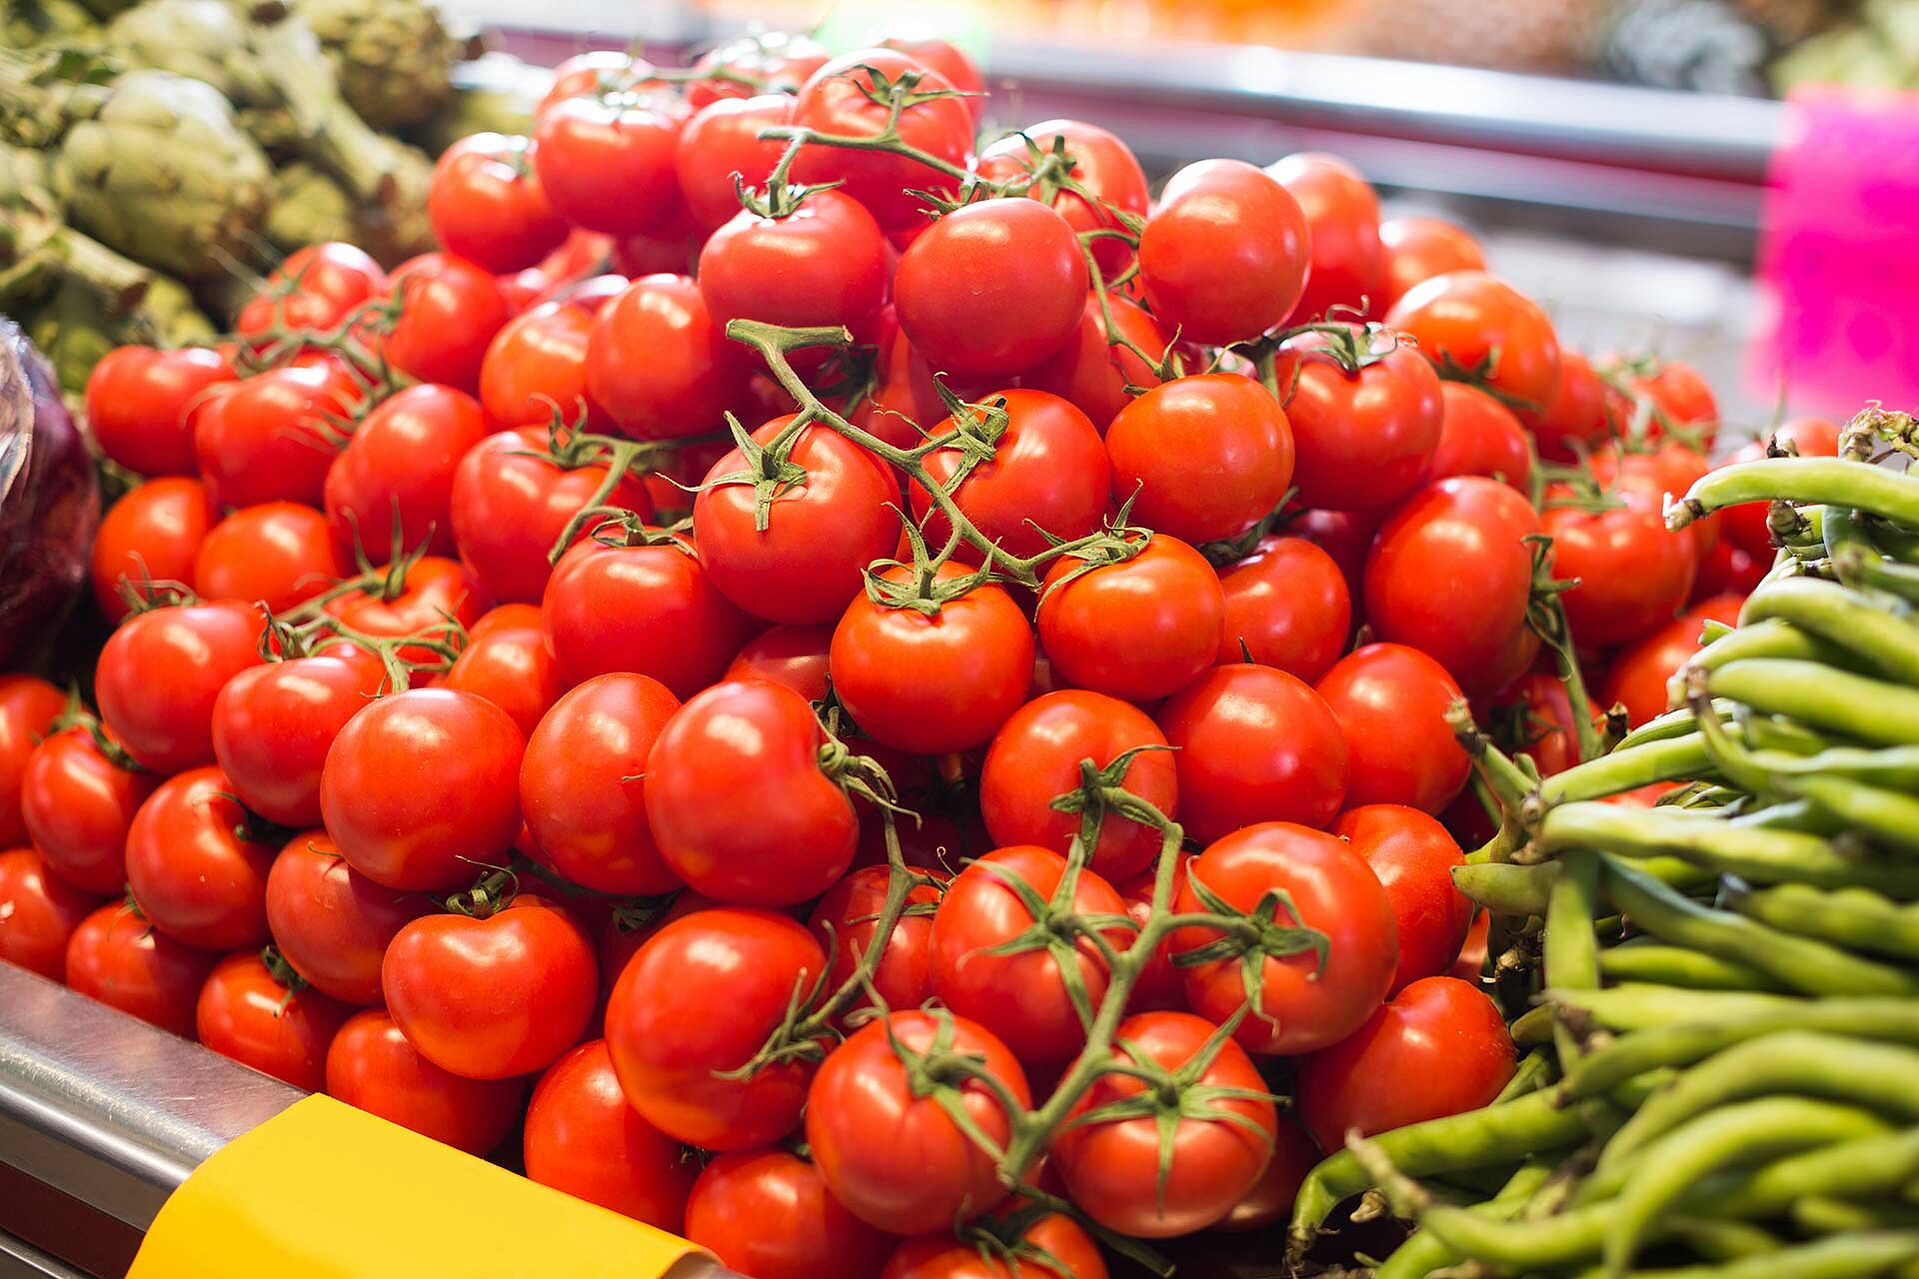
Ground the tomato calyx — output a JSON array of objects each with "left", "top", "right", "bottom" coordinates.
[
  {"left": 1048, "top": 747, "right": 1181, "bottom": 851},
  {"left": 1435, "top": 347, "right": 1546, "bottom": 421},
  {"left": 1171, "top": 869, "right": 1331, "bottom": 1026},
  {"left": 212, "top": 787, "right": 300, "bottom": 850},
  {"left": 880, "top": 1003, "right": 1024, "bottom": 1159},
  {"left": 970, "top": 852, "right": 1138, "bottom": 1033},
  {"left": 1032, "top": 514, "right": 1155, "bottom": 605},
  {"left": 441, "top": 865, "right": 520, "bottom": 921},
  {"left": 260, "top": 943, "right": 312, "bottom": 1012},
  {"left": 1196, "top": 486, "right": 1301, "bottom": 566},
  {"left": 702, "top": 411, "right": 814, "bottom": 533},
  {"left": 115, "top": 571, "right": 198, "bottom": 617},
  {"left": 49, "top": 686, "right": 149, "bottom": 774}
]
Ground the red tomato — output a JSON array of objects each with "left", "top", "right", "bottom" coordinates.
[
  {"left": 64, "top": 901, "right": 216, "bottom": 1037},
  {"left": 381, "top": 253, "right": 511, "bottom": 393},
  {"left": 1450, "top": 909, "right": 1491, "bottom": 981},
  {"left": 1429, "top": 382, "right": 1533, "bottom": 492},
  {"left": 1119, "top": 854, "right": 1191, "bottom": 1013},
  {"left": 195, "top": 950, "right": 351, "bottom": 1091},
  {"left": 882, "top": 1213, "right": 1108, "bottom": 1279},
  {"left": 427, "top": 133, "right": 569, "bottom": 272},
  {"left": 325, "top": 384, "right": 489, "bottom": 563},
  {"left": 1269, "top": 152, "right": 1384, "bottom": 324},
  {"left": 96, "top": 601, "right": 263, "bottom": 774},
  {"left": 1296, "top": 976, "right": 1514, "bottom": 1150},
  {"left": 534, "top": 93, "right": 686, "bottom": 236},
  {"left": 1334, "top": 804, "right": 1471, "bottom": 992},
  {"left": 1290, "top": 506, "right": 1379, "bottom": 600},
  {"left": 1377, "top": 215, "right": 1486, "bottom": 313},
  {"left": 1594, "top": 442, "right": 1718, "bottom": 562},
  {"left": 264, "top": 831, "right": 425, "bottom": 1005},
  {"left": 686, "top": 29, "right": 829, "bottom": 107},
  {"left": 478, "top": 301, "right": 606, "bottom": 432},
  {"left": 1275, "top": 327, "right": 1443, "bottom": 514},
  {"left": 1602, "top": 592, "right": 1744, "bottom": 727},
  {"left": 644, "top": 681, "right": 857, "bottom": 905},
  {"left": 1106, "top": 374, "right": 1294, "bottom": 545},
  {"left": 1386, "top": 272, "right": 1561, "bottom": 427},
  {"left": 723, "top": 624, "right": 833, "bottom": 702},
  {"left": 438, "top": 619, "right": 562, "bottom": 738},
  {"left": 1173, "top": 821, "right": 1398, "bottom": 1055},
  {"left": 0, "top": 847, "right": 102, "bottom": 980},
  {"left": 1535, "top": 349, "right": 1614, "bottom": 462},
  {"left": 194, "top": 502, "right": 347, "bottom": 613},
  {"left": 976, "top": 119, "right": 1149, "bottom": 277},
  {"left": 321, "top": 555, "right": 485, "bottom": 670},
  {"left": 85, "top": 345, "right": 233, "bottom": 477},
  {"left": 1037, "top": 534, "right": 1224, "bottom": 702},
  {"left": 1364, "top": 476, "right": 1542, "bottom": 694},
  {"left": 831, "top": 566, "right": 1036, "bottom": 755},
  {"left": 1054, "top": 1010, "right": 1278, "bottom": 1237},
  {"left": 1721, "top": 417, "right": 1841, "bottom": 557},
  {"left": 123, "top": 766, "right": 274, "bottom": 950},
  {"left": 235, "top": 243, "right": 386, "bottom": 339},
  {"left": 912, "top": 390, "right": 1111, "bottom": 562},
  {"left": 320, "top": 689, "right": 524, "bottom": 892},
  {"left": 607, "top": 907, "right": 824, "bottom": 1148},
  {"left": 806, "top": 865, "right": 947, "bottom": 1029},
  {"left": 325, "top": 1008, "right": 527, "bottom": 1154},
  {"left": 1620, "top": 358, "right": 1719, "bottom": 441},
  {"left": 526, "top": 1041, "right": 696, "bottom": 1228},
  {"left": 676, "top": 94, "right": 793, "bottom": 232},
  {"left": 1216, "top": 535, "right": 1352, "bottom": 682},
  {"left": 700, "top": 190, "right": 889, "bottom": 335},
  {"left": 1139, "top": 159, "right": 1310, "bottom": 345},
  {"left": 383, "top": 897, "right": 596, "bottom": 1079},
  {"left": 1316, "top": 643, "right": 1472, "bottom": 814},
  {"left": 877, "top": 36, "right": 984, "bottom": 123},
  {"left": 0, "top": 676, "right": 64, "bottom": 848},
  {"left": 687, "top": 1149, "right": 893, "bottom": 1279},
  {"left": 1157, "top": 664, "right": 1350, "bottom": 841},
  {"left": 788, "top": 50, "right": 973, "bottom": 229},
  {"left": 540, "top": 51, "right": 643, "bottom": 115},
  {"left": 894, "top": 199, "right": 1087, "bottom": 381},
  {"left": 1542, "top": 484, "right": 1696, "bottom": 649},
  {"left": 212, "top": 648, "right": 387, "bottom": 828},
  {"left": 586, "top": 274, "right": 751, "bottom": 440},
  {"left": 21, "top": 724, "right": 155, "bottom": 894},
  {"left": 90, "top": 476, "right": 218, "bottom": 620},
  {"left": 192, "top": 356, "right": 356, "bottom": 509},
  {"left": 1021, "top": 293, "right": 1171, "bottom": 431},
  {"left": 807, "top": 1010, "right": 1032, "bottom": 1234},
  {"left": 1213, "top": 1112, "right": 1321, "bottom": 1232},
  {"left": 1483, "top": 670, "right": 1598, "bottom": 779}
]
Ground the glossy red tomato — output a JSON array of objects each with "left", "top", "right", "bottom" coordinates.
[
  {"left": 325, "top": 1008, "right": 527, "bottom": 1154},
  {"left": 1140, "top": 161, "right": 1311, "bottom": 347},
  {"left": 320, "top": 689, "right": 525, "bottom": 892},
  {"left": 1118, "top": 854, "right": 1191, "bottom": 1013},
  {"left": 1594, "top": 441, "right": 1718, "bottom": 562},
  {"left": 1269, "top": 152, "right": 1384, "bottom": 323},
  {"left": 700, "top": 190, "right": 889, "bottom": 335},
  {"left": 644, "top": 681, "right": 857, "bottom": 905},
  {"left": 1022, "top": 293, "right": 1171, "bottom": 431},
  {"left": 1157, "top": 664, "right": 1350, "bottom": 842},
  {"left": 1721, "top": 417, "right": 1841, "bottom": 557},
  {"left": 807, "top": 1010, "right": 1032, "bottom": 1235},
  {"left": 1173, "top": 821, "right": 1398, "bottom": 1055},
  {"left": 438, "top": 618, "right": 561, "bottom": 738},
  {"left": 788, "top": 50, "right": 973, "bottom": 229},
  {"left": 539, "top": 51, "right": 644, "bottom": 114},
  {"left": 1542, "top": 484, "right": 1696, "bottom": 649},
  {"left": 687, "top": 1149, "right": 893, "bottom": 1279},
  {"left": 1602, "top": 592, "right": 1744, "bottom": 727},
  {"left": 882, "top": 1213, "right": 1108, "bottom": 1279},
  {"left": 832, "top": 566, "right": 1035, "bottom": 755},
  {"left": 1296, "top": 976, "right": 1514, "bottom": 1150},
  {"left": 1376, "top": 215, "right": 1486, "bottom": 313},
  {"left": 676, "top": 94, "right": 793, "bottom": 231},
  {"left": 1316, "top": 643, "right": 1472, "bottom": 814},
  {"left": 90, "top": 476, "right": 218, "bottom": 620},
  {"left": 586, "top": 275, "right": 752, "bottom": 440},
  {"left": 477, "top": 301, "right": 606, "bottom": 432},
  {"left": 0, "top": 676, "right": 63, "bottom": 847},
  {"left": 1430, "top": 382, "right": 1533, "bottom": 492},
  {"left": 211, "top": 647, "right": 386, "bottom": 828},
  {"left": 1386, "top": 272, "right": 1562, "bottom": 426},
  {"left": 877, "top": 35, "right": 983, "bottom": 122},
  {"left": 806, "top": 864, "right": 946, "bottom": 1029},
  {"left": 1334, "top": 804, "right": 1472, "bottom": 992},
  {"left": 976, "top": 119, "right": 1148, "bottom": 277},
  {"left": 265, "top": 831, "right": 425, "bottom": 1005},
  {"left": 534, "top": 92, "right": 686, "bottom": 236},
  {"left": 1275, "top": 327, "right": 1443, "bottom": 514},
  {"left": 687, "top": 28, "right": 829, "bottom": 106},
  {"left": 1365, "top": 476, "right": 1542, "bottom": 694},
  {"left": 85, "top": 345, "right": 233, "bottom": 477},
  {"left": 195, "top": 951, "right": 352, "bottom": 1091},
  {"left": 123, "top": 766, "right": 274, "bottom": 950},
  {"left": 1616, "top": 358, "right": 1719, "bottom": 441},
  {"left": 1054, "top": 1010, "right": 1278, "bottom": 1237},
  {"left": 20, "top": 724, "right": 155, "bottom": 894},
  {"left": 1484, "top": 670, "right": 1598, "bottom": 779},
  {"left": 0, "top": 847, "right": 101, "bottom": 980},
  {"left": 1216, "top": 536, "right": 1352, "bottom": 682},
  {"left": 526, "top": 1041, "right": 696, "bottom": 1228},
  {"left": 1106, "top": 374, "right": 1294, "bottom": 544},
  {"left": 96, "top": 601, "right": 263, "bottom": 774},
  {"left": 381, "top": 253, "right": 511, "bottom": 393},
  {"left": 194, "top": 502, "right": 347, "bottom": 613},
  {"left": 325, "top": 384, "right": 489, "bottom": 563},
  {"left": 322, "top": 555, "right": 486, "bottom": 670},
  {"left": 607, "top": 907, "right": 824, "bottom": 1149},
  {"left": 1037, "top": 535, "right": 1224, "bottom": 702},
  {"left": 427, "top": 133, "right": 569, "bottom": 272},
  {"left": 1290, "top": 506, "right": 1377, "bottom": 598},
  {"left": 64, "top": 902, "right": 216, "bottom": 1037},
  {"left": 235, "top": 242, "right": 386, "bottom": 339},
  {"left": 192, "top": 356, "right": 356, "bottom": 509},
  {"left": 1212, "top": 1112, "right": 1321, "bottom": 1232},
  {"left": 1535, "top": 349, "right": 1614, "bottom": 462},
  {"left": 723, "top": 624, "right": 833, "bottom": 702}
]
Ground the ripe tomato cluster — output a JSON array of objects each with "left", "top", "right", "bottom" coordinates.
[{"left": 0, "top": 29, "right": 1810, "bottom": 1279}]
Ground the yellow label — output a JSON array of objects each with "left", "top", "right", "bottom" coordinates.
[{"left": 128, "top": 1094, "right": 706, "bottom": 1279}]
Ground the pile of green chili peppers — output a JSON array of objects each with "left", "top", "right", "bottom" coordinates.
[{"left": 1286, "top": 410, "right": 1919, "bottom": 1279}]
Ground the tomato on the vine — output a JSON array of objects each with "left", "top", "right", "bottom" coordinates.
[
  {"left": 881, "top": 1213, "right": 1109, "bottom": 1279},
  {"left": 1022, "top": 293, "right": 1171, "bottom": 431},
  {"left": 1542, "top": 480, "right": 1696, "bottom": 648},
  {"left": 1721, "top": 417, "right": 1840, "bottom": 557},
  {"left": 0, "top": 676, "right": 63, "bottom": 847},
  {"left": 192, "top": 355, "right": 357, "bottom": 509},
  {"left": 1482, "top": 669, "right": 1600, "bottom": 780},
  {"left": 124, "top": 765, "right": 276, "bottom": 951},
  {"left": 427, "top": 133, "right": 569, "bottom": 273},
  {"left": 1268, "top": 152, "right": 1384, "bottom": 324},
  {"left": 534, "top": 92, "right": 687, "bottom": 237},
  {"left": 326, "top": 384, "right": 490, "bottom": 563},
  {"left": 1333, "top": 804, "right": 1472, "bottom": 992},
  {"left": 90, "top": 476, "right": 218, "bottom": 620},
  {"left": 1105, "top": 374, "right": 1294, "bottom": 545},
  {"left": 96, "top": 600, "right": 264, "bottom": 774},
  {"left": 686, "top": 1149, "right": 894, "bottom": 1279},
  {"left": 1602, "top": 592, "right": 1744, "bottom": 727},
  {"left": 234, "top": 242, "right": 386, "bottom": 340},
  {"left": 686, "top": 29, "right": 830, "bottom": 107},
  {"left": 787, "top": 50, "right": 973, "bottom": 230},
  {"left": 699, "top": 190, "right": 889, "bottom": 336},
  {"left": 64, "top": 901, "right": 217, "bottom": 1038},
  {"left": 195, "top": 950, "right": 352, "bottom": 1092},
  {"left": 676, "top": 94, "right": 793, "bottom": 232},
  {"left": 1376, "top": 215, "right": 1485, "bottom": 313},
  {"left": 478, "top": 301, "right": 608, "bottom": 433},
  {"left": 0, "top": 848, "right": 101, "bottom": 981},
  {"left": 325, "top": 1008, "right": 527, "bottom": 1154},
  {"left": 1429, "top": 382, "right": 1534, "bottom": 492},
  {"left": 586, "top": 274, "right": 751, "bottom": 440},
  {"left": 211, "top": 646, "right": 387, "bottom": 829},
  {"left": 525, "top": 1040, "right": 697, "bottom": 1229},
  {"left": 84, "top": 345, "right": 233, "bottom": 478},
  {"left": 1037, "top": 534, "right": 1224, "bottom": 703},
  {"left": 21, "top": 723, "right": 155, "bottom": 895},
  {"left": 1316, "top": 642, "right": 1472, "bottom": 814},
  {"left": 1216, "top": 535, "right": 1352, "bottom": 682},
  {"left": 1275, "top": 326, "right": 1443, "bottom": 514},
  {"left": 380, "top": 253, "right": 511, "bottom": 393},
  {"left": 723, "top": 623, "right": 833, "bottom": 702},
  {"left": 1385, "top": 271, "right": 1561, "bottom": 426},
  {"left": 806, "top": 864, "right": 947, "bottom": 1029},
  {"left": 976, "top": 118, "right": 1148, "bottom": 277},
  {"left": 1535, "top": 349, "right": 1614, "bottom": 462},
  {"left": 322, "top": 555, "right": 486, "bottom": 668},
  {"left": 194, "top": 502, "right": 348, "bottom": 614},
  {"left": 1138, "top": 159, "right": 1309, "bottom": 345},
  {"left": 265, "top": 831, "right": 426, "bottom": 1005}
]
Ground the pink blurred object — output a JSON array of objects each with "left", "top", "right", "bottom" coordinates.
[{"left": 1757, "top": 88, "right": 1919, "bottom": 415}]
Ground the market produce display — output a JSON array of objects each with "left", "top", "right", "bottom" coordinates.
[{"left": 0, "top": 22, "right": 1911, "bottom": 1279}]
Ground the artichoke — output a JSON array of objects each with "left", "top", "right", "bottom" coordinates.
[
  {"left": 2, "top": 0, "right": 99, "bottom": 48},
  {"left": 407, "top": 66, "right": 534, "bottom": 157},
  {"left": 296, "top": 0, "right": 456, "bottom": 131},
  {"left": 28, "top": 269, "right": 214, "bottom": 393},
  {"left": 0, "top": 206, "right": 152, "bottom": 315},
  {"left": 263, "top": 161, "right": 355, "bottom": 253},
  {"left": 349, "top": 137, "right": 435, "bottom": 265}
]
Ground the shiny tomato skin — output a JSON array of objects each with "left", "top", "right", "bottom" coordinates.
[
  {"left": 1430, "top": 382, "right": 1533, "bottom": 492},
  {"left": 427, "top": 133, "right": 569, "bottom": 272},
  {"left": 320, "top": 689, "right": 525, "bottom": 892},
  {"left": 1602, "top": 593, "right": 1744, "bottom": 727},
  {"left": 723, "top": 624, "right": 833, "bottom": 703},
  {"left": 1316, "top": 642, "right": 1472, "bottom": 814},
  {"left": 1275, "top": 327, "right": 1443, "bottom": 514},
  {"left": 607, "top": 907, "right": 824, "bottom": 1149},
  {"left": 1021, "top": 293, "right": 1171, "bottom": 431},
  {"left": 1216, "top": 535, "right": 1352, "bottom": 682},
  {"left": 192, "top": 357, "right": 355, "bottom": 509},
  {"left": 980, "top": 690, "right": 1178, "bottom": 882},
  {"left": 1364, "top": 476, "right": 1542, "bottom": 694},
  {"left": 322, "top": 555, "right": 486, "bottom": 670},
  {"left": 1268, "top": 152, "right": 1384, "bottom": 324},
  {"left": 437, "top": 619, "right": 561, "bottom": 739},
  {"left": 99, "top": 600, "right": 267, "bottom": 775},
  {"left": 64, "top": 902, "right": 215, "bottom": 1035},
  {"left": 521, "top": 673, "right": 682, "bottom": 895},
  {"left": 1054, "top": 1010, "right": 1278, "bottom": 1238},
  {"left": 213, "top": 648, "right": 388, "bottom": 828},
  {"left": 976, "top": 118, "right": 1149, "bottom": 277},
  {"left": 788, "top": 51, "right": 973, "bottom": 229},
  {"left": 542, "top": 536, "right": 754, "bottom": 697},
  {"left": 526, "top": 1040, "right": 696, "bottom": 1229},
  {"left": 1138, "top": 159, "right": 1310, "bottom": 345},
  {"left": 1296, "top": 975, "right": 1514, "bottom": 1150},
  {"left": 882, "top": 1213, "right": 1108, "bottom": 1279},
  {"left": 1157, "top": 664, "right": 1350, "bottom": 842},
  {"left": 1542, "top": 487, "right": 1696, "bottom": 649},
  {"left": 382, "top": 253, "right": 511, "bottom": 393},
  {"left": 0, "top": 847, "right": 102, "bottom": 980},
  {"left": 90, "top": 476, "right": 218, "bottom": 621},
  {"left": 1595, "top": 442, "right": 1719, "bottom": 562},
  {"left": 807, "top": 1010, "right": 1032, "bottom": 1235},
  {"left": 325, "top": 1008, "right": 527, "bottom": 1154},
  {"left": 1334, "top": 804, "right": 1472, "bottom": 992},
  {"left": 1290, "top": 506, "right": 1377, "bottom": 598},
  {"left": 644, "top": 681, "right": 856, "bottom": 906},
  {"left": 1037, "top": 535, "right": 1224, "bottom": 703},
  {"left": 194, "top": 502, "right": 347, "bottom": 613},
  {"left": 534, "top": 93, "right": 685, "bottom": 237},
  {"left": 878, "top": 36, "right": 983, "bottom": 122},
  {"left": 1174, "top": 821, "right": 1398, "bottom": 1055},
  {"left": 383, "top": 897, "right": 597, "bottom": 1080},
  {"left": 676, "top": 95, "right": 792, "bottom": 232},
  {"left": 1212, "top": 1112, "right": 1321, "bottom": 1232},
  {"left": 478, "top": 301, "right": 606, "bottom": 432},
  {"left": 1535, "top": 349, "right": 1613, "bottom": 462},
  {"left": 1386, "top": 272, "right": 1562, "bottom": 426},
  {"left": 0, "top": 677, "right": 66, "bottom": 847},
  {"left": 1376, "top": 215, "right": 1486, "bottom": 313},
  {"left": 85, "top": 345, "right": 234, "bottom": 477},
  {"left": 325, "top": 384, "right": 489, "bottom": 563},
  {"left": 195, "top": 950, "right": 352, "bottom": 1091},
  {"left": 265, "top": 831, "right": 426, "bottom": 1005},
  {"left": 687, "top": 1149, "right": 893, "bottom": 1279},
  {"left": 699, "top": 189, "right": 889, "bottom": 333},
  {"left": 21, "top": 726, "right": 156, "bottom": 895},
  {"left": 586, "top": 274, "right": 752, "bottom": 441},
  {"left": 234, "top": 243, "right": 385, "bottom": 339},
  {"left": 806, "top": 864, "right": 946, "bottom": 1029},
  {"left": 1106, "top": 374, "right": 1294, "bottom": 545},
  {"left": 124, "top": 766, "right": 275, "bottom": 951}
]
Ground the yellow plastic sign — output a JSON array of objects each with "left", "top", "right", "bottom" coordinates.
[{"left": 128, "top": 1094, "right": 707, "bottom": 1279}]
